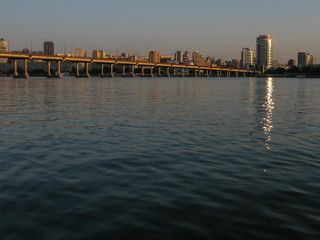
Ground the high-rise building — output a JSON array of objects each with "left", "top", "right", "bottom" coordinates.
[
  {"left": 298, "top": 52, "right": 316, "bottom": 67},
  {"left": 149, "top": 51, "right": 161, "bottom": 63},
  {"left": 92, "top": 50, "right": 106, "bottom": 59},
  {"left": 74, "top": 48, "right": 86, "bottom": 57},
  {"left": 0, "top": 38, "right": 8, "bottom": 63},
  {"left": 184, "top": 51, "right": 191, "bottom": 62},
  {"left": 241, "top": 48, "right": 254, "bottom": 69},
  {"left": 256, "top": 35, "right": 273, "bottom": 70},
  {"left": 232, "top": 59, "right": 241, "bottom": 69},
  {"left": 44, "top": 41, "right": 54, "bottom": 55},
  {"left": 192, "top": 51, "right": 206, "bottom": 66},
  {"left": 175, "top": 51, "right": 183, "bottom": 63}
]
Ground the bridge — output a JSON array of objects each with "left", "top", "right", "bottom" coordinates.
[{"left": 0, "top": 52, "right": 260, "bottom": 78}]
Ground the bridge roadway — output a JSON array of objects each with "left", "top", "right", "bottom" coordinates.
[{"left": 0, "top": 52, "right": 259, "bottom": 78}]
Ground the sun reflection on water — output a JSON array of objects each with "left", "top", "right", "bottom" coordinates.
[{"left": 262, "top": 77, "right": 275, "bottom": 149}]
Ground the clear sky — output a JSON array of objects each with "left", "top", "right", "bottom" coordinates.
[{"left": 1, "top": 0, "right": 320, "bottom": 63}]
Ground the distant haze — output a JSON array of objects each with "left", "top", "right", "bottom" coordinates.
[{"left": 1, "top": 0, "right": 320, "bottom": 63}]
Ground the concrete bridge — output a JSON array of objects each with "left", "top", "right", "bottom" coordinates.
[{"left": 0, "top": 52, "right": 259, "bottom": 78}]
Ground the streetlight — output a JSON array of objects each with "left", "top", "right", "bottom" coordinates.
[{"left": 28, "top": 38, "right": 33, "bottom": 53}]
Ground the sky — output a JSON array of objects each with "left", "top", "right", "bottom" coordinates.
[{"left": 1, "top": 0, "right": 320, "bottom": 63}]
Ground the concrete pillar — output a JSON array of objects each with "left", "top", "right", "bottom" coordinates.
[
  {"left": 47, "top": 61, "right": 51, "bottom": 77},
  {"left": 85, "top": 62, "right": 90, "bottom": 78},
  {"left": 76, "top": 63, "right": 79, "bottom": 77},
  {"left": 13, "top": 59, "right": 18, "bottom": 77},
  {"left": 24, "top": 59, "right": 29, "bottom": 79},
  {"left": 243, "top": 72, "right": 246, "bottom": 77},
  {"left": 141, "top": 66, "right": 145, "bottom": 77},
  {"left": 205, "top": 70, "right": 210, "bottom": 77},
  {"left": 235, "top": 71, "right": 239, "bottom": 77},
  {"left": 150, "top": 67, "right": 154, "bottom": 77},
  {"left": 227, "top": 71, "right": 231, "bottom": 77},
  {"left": 131, "top": 65, "right": 136, "bottom": 78},
  {"left": 195, "top": 69, "right": 199, "bottom": 78},
  {"left": 158, "top": 67, "right": 161, "bottom": 77},
  {"left": 181, "top": 68, "right": 185, "bottom": 77},
  {"left": 173, "top": 68, "right": 177, "bottom": 77},
  {"left": 186, "top": 69, "right": 190, "bottom": 77},
  {"left": 110, "top": 64, "right": 114, "bottom": 78},
  {"left": 122, "top": 65, "right": 126, "bottom": 77},
  {"left": 57, "top": 61, "right": 62, "bottom": 78},
  {"left": 166, "top": 67, "right": 170, "bottom": 77},
  {"left": 100, "top": 64, "right": 104, "bottom": 78}
]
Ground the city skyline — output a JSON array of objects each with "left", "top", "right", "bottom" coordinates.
[{"left": 1, "top": 0, "right": 320, "bottom": 63}]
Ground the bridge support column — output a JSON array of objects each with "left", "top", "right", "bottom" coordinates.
[
  {"left": 47, "top": 61, "right": 51, "bottom": 78},
  {"left": 166, "top": 67, "right": 170, "bottom": 77},
  {"left": 235, "top": 71, "right": 239, "bottom": 77},
  {"left": 75, "top": 63, "right": 80, "bottom": 77},
  {"left": 131, "top": 65, "right": 136, "bottom": 78},
  {"left": 243, "top": 72, "right": 246, "bottom": 77},
  {"left": 141, "top": 66, "right": 145, "bottom": 77},
  {"left": 100, "top": 64, "right": 104, "bottom": 78},
  {"left": 227, "top": 71, "right": 231, "bottom": 77},
  {"left": 157, "top": 67, "right": 161, "bottom": 77},
  {"left": 57, "top": 61, "right": 62, "bottom": 78},
  {"left": 122, "top": 65, "right": 126, "bottom": 77},
  {"left": 13, "top": 59, "right": 18, "bottom": 78},
  {"left": 205, "top": 70, "right": 210, "bottom": 77},
  {"left": 195, "top": 69, "right": 199, "bottom": 77},
  {"left": 150, "top": 67, "right": 154, "bottom": 77},
  {"left": 110, "top": 64, "right": 115, "bottom": 78},
  {"left": 85, "top": 62, "right": 90, "bottom": 78},
  {"left": 24, "top": 59, "right": 29, "bottom": 79},
  {"left": 181, "top": 68, "right": 185, "bottom": 77},
  {"left": 173, "top": 68, "right": 177, "bottom": 77},
  {"left": 186, "top": 69, "right": 190, "bottom": 77}
]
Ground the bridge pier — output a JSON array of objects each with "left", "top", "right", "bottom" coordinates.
[
  {"left": 164, "top": 67, "right": 170, "bottom": 77},
  {"left": 102, "top": 63, "right": 115, "bottom": 78},
  {"left": 122, "top": 65, "right": 135, "bottom": 77},
  {"left": 13, "top": 59, "right": 29, "bottom": 78},
  {"left": 47, "top": 61, "right": 51, "bottom": 78},
  {"left": 13, "top": 59, "right": 18, "bottom": 78},
  {"left": 205, "top": 69, "right": 210, "bottom": 77}
]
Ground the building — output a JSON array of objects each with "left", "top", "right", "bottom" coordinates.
[
  {"left": 232, "top": 59, "right": 241, "bottom": 69},
  {"left": 184, "top": 51, "right": 191, "bottom": 62},
  {"left": 256, "top": 35, "right": 273, "bottom": 70},
  {"left": 175, "top": 51, "right": 183, "bottom": 63},
  {"left": 43, "top": 41, "right": 54, "bottom": 55},
  {"left": 0, "top": 38, "right": 8, "bottom": 63},
  {"left": 241, "top": 48, "right": 254, "bottom": 69},
  {"left": 298, "top": 52, "right": 316, "bottom": 67},
  {"left": 92, "top": 50, "right": 106, "bottom": 59},
  {"left": 149, "top": 51, "right": 161, "bottom": 63},
  {"left": 192, "top": 51, "right": 206, "bottom": 66},
  {"left": 74, "top": 48, "right": 86, "bottom": 57},
  {"left": 287, "top": 59, "right": 296, "bottom": 67},
  {"left": 216, "top": 59, "right": 226, "bottom": 67}
]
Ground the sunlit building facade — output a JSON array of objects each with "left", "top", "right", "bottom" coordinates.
[
  {"left": 149, "top": 51, "right": 161, "bottom": 63},
  {"left": 0, "top": 38, "right": 8, "bottom": 63},
  {"left": 298, "top": 52, "right": 316, "bottom": 67},
  {"left": 256, "top": 35, "right": 272, "bottom": 70},
  {"left": 241, "top": 48, "right": 254, "bottom": 69}
]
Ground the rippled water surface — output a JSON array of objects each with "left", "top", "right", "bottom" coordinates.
[{"left": 0, "top": 77, "right": 319, "bottom": 240}]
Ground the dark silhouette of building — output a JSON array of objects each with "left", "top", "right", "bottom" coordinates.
[{"left": 44, "top": 41, "right": 54, "bottom": 55}]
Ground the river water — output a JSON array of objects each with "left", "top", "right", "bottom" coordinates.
[{"left": 0, "top": 77, "right": 319, "bottom": 240}]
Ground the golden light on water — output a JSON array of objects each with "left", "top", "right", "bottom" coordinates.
[{"left": 262, "top": 77, "right": 274, "bottom": 149}]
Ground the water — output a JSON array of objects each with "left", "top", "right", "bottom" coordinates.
[{"left": 0, "top": 77, "right": 319, "bottom": 240}]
